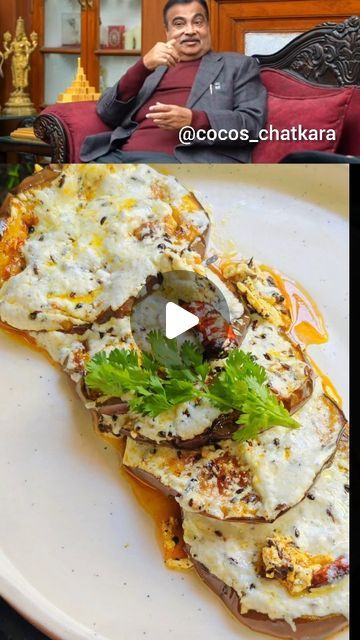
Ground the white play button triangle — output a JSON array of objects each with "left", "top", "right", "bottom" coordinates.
[{"left": 165, "top": 302, "right": 199, "bottom": 340}]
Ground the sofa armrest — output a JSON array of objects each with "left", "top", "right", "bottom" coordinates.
[
  {"left": 34, "top": 114, "right": 68, "bottom": 163},
  {"left": 34, "top": 101, "right": 111, "bottom": 163}
]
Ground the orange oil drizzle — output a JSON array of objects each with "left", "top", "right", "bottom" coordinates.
[
  {"left": 261, "top": 265, "right": 328, "bottom": 347},
  {"left": 308, "top": 357, "right": 343, "bottom": 408},
  {"left": 93, "top": 430, "right": 187, "bottom": 565},
  {"left": 261, "top": 266, "right": 342, "bottom": 406},
  {"left": 0, "top": 319, "right": 61, "bottom": 368}
]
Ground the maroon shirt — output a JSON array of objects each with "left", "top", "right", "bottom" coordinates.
[{"left": 117, "top": 59, "right": 210, "bottom": 154}]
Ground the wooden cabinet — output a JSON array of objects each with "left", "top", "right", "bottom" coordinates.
[
  {"left": 208, "top": 0, "right": 360, "bottom": 54},
  {"left": 29, "top": 0, "right": 146, "bottom": 110}
]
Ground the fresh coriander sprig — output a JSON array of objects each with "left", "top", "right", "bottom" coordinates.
[
  {"left": 85, "top": 332, "right": 300, "bottom": 441},
  {"left": 206, "top": 350, "right": 299, "bottom": 442},
  {"left": 85, "top": 332, "right": 207, "bottom": 417}
]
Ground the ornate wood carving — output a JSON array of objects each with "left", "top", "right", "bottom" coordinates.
[
  {"left": 33, "top": 114, "right": 67, "bottom": 163},
  {"left": 255, "top": 16, "right": 360, "bottom": 87}
]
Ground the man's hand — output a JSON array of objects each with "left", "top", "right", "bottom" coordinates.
[
  {"left": 143, "top": 40, "right": 179, "bottom": 71},
  {"left": 146, "top": 103, "right": 192, "bottom": 130}
]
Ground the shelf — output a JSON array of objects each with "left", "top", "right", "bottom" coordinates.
[
  {"left": 40, "top": 47, "right": 81, "bottom": 54},
  {"left": 95, "top": 49, "right": 141, "bottom": 56}
]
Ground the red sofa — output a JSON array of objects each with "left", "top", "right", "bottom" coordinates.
[{"left": 34, "top": 16, "right": 360, "bottom": 163}]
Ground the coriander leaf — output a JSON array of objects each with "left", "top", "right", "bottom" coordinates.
[
  {"left": 180, "top": 340, "right": 204, "bottom": 369},
  {"left": 141, "top": 351, "right": 158, "bottom": 373},
  {"left": 108, "top": 348, "right": 139, "bottom": 368},
  {"left": 233, "top": 376, "right": 300, "bottom": 441},
  {"left": 85, "top": 350, "right": 152, "bottom": 396},
  {"left": 147, "top": 330, "right": 183, "bottom": 369},
  {"left": 166, "top": 367, "right": 197, "bottom": 382},
  {"left": 195, "top": 362, "right": 210, "bottom": 382},
  {"left": 129, "top": 393, "right": 172, "bottom": 417},
  {"left": 225, "top": 350, "right": 267, "bottom": 385},
  {"left": 163, "top": 379, "right": 200, "bottom": 406},
  {"left": 207, "top": 368, "right": 248, "bottom": 411}
]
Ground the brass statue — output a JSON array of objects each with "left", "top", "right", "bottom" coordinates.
[{"left": 1, "top": 17, "right": 38, "bottom": 115}]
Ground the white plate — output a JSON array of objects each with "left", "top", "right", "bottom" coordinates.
[{"left": 0, "top": 164, "right": 349, "bottom": 640}]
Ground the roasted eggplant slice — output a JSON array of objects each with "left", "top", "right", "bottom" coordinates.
[
  {"left": 0, "top": 164, "right": 210, "bottom": 331},
  {"left": 182, "top": 432, "right": 349, "bottom": 638},
  {"left": 123, "top": 379, "right": 346, "bottom": 521},
  {"left": 190, "top": 558, "right": 347, "bottom": 640}
]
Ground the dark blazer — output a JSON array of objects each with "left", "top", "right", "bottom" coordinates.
[{"left": 80, "top": 51, "right": 267, "bottom": 163}]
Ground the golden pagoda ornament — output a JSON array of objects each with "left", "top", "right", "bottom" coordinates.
[
  {"left": 57, "top": 58, "right": 101, "bottom": 103},
  {"left": 1, "top": 17, "right": 38, "bottom": 116}
]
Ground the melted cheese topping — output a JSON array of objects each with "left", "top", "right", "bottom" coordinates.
[
  {"left": 183, "top": 442, "right": 349, "bottom": 627},
  {"left": 123, "top": 379, "right": 345, "bottom": 520},
  {"left": 0, "top": 165, "right": 209, "bottom": 331},
  {"left": 241, "top": 313, "right": 311, "bottom": 406}
]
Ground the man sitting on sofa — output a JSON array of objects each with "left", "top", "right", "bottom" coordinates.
[{"left": 80, "top": 0, "right": 267, "bottom": 164}]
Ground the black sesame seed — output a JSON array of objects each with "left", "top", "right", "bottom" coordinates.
[
  {"left": 307, "top": 493, "right": 315, "bottom": 500},
  {"left": 38, "top": 235, "right": 44, "bottom": 241},
  {"left": 249, "top": 583, "right": 256, "bottom": 590},
  {"left": 294, "top": 527, "right": 300, "bottom": 538},
  {"left": 100, "top": 216, "right": 107, "bottom": 225},
  {"left": 28, "top": 225, "right": 35, "bottom": 234},
  {"left": 75, "top": 303, "right": 83, "bottom": 309},
  {"left": 29, "top": 311, "right": 39, "bottom": 320},
  {"left": 264, "top": 353, "right": 271, "bottom": 361},
  {"left": 157, "top": 243, "right": 166, "bottom": 250},
  {"left": 344, "top": 484, "right": 350, "bottom": 493},
  {"left": 273, "top": 438, "right": 280, "bottom": 446}
]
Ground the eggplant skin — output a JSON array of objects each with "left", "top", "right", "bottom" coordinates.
[
  {"left": 115, "top": 410, "right": 240, "bottom": 450},
  {"left": 190, "top": 554, "right": 348, "bottom": 640}
]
